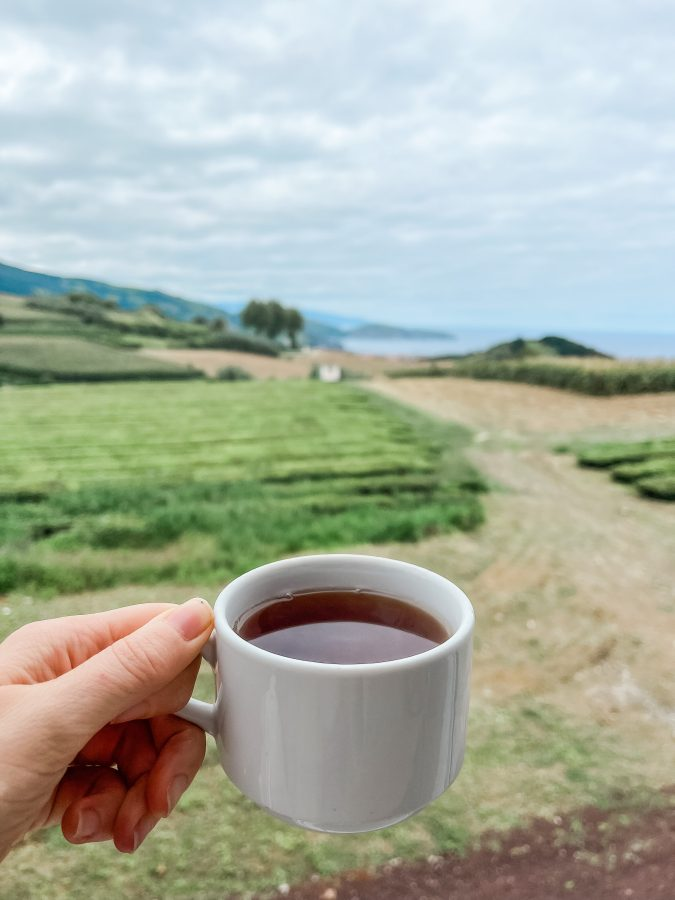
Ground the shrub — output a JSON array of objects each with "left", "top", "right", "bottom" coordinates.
[
  {"left": 216, "top": 365, "right": 253, "bottom": 381},
  {"left": 188, "top": 331, "right": 280, "bottom": 356},
  {"left": 575, "top": 437, "right": 675, "bottom": 502},
  {"left": 637, "top": 473, "right": 675, "bottom": 500}
]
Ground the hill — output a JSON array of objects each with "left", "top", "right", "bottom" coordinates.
[
  {"left": 0, "top": 335, "right": 200, "bottom": 383},
  {"left": 0, "top": 260, "right": 224, "bottom": 323},
  {"left": 0, "top": 260, "right": 455, "bottom": 349},
  {"left": 0, "top": 291, "right": 281, "bottom": 382},
  {"left": 0, "top": 290, "right": 280, "bottom": 357},
  {"left": 348, "top": 322, "right": 453, "bottom": 340},
  {"left": 390, "top": 335, "right": 675, "bottom": 394},
  {"left": 468, "top": 335, "right": 611, "bottom": 362}
]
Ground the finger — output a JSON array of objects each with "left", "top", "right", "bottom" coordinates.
[
  {"left": 146, "top": 716, "right": 206, "bottom": 818},
  {"left": 113, "top": 772, "right": 160, "bottom": 853},
  {"left": 111, "top": 656, "right": 202, "bottom": 724},
  {"left": 37, "top": 599, "right": 214, "bottom": 749},
  {"left": 74, "top": 721, "right": 159, "bottom": 787},
  {"left": 73, "top": 723, "right": 126, "bottom": 767},
  {"left": 54, "top": 766, "right": 127, "bottom": 844},
  {"left": 0, "top": 604, "right": 176, "bottom": 682}
]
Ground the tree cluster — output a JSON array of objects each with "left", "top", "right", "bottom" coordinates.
[{"left": 241, "top": 299, "right": 304, "bottom": 348}]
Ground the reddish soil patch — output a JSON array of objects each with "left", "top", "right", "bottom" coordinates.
[{"left": 271, "top": 797, "right": 675, "bottom": 900}]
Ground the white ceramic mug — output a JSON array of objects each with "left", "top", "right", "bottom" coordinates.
[{"left": 177, "top": 554, "right": 474, "bottom": 833}]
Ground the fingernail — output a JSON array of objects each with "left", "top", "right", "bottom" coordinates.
[
  {"left": 166, "top": 774, "right": 189, "bottom": 816},
  {"left": 132, "top": 813, "right": 157, "bottom": 851},
  {"left": 74, "top": 807, "right": 101, "bottom": 841},
  {"left": 166, "top": 598, "right": 212, "bottom": 641}
]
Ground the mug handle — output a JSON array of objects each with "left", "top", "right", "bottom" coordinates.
[{"left": 175, "top": 631, "right": 218, "bottom": 736}]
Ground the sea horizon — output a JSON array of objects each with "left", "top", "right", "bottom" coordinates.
[{"left": 343, "top": 327, "right": 675, "bottom": 360}]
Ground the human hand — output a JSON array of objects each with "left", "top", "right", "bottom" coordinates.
[{"left": 0, "top": 599, "right": 213, "bottom": 861}]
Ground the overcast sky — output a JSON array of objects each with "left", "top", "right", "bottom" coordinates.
[{"left": 1, "top": 1, "right": 674, "bottom": 331}]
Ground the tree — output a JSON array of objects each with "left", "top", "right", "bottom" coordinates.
[
  {"left": 264, "top": 300, "right": 286, "bottom": 340},
  {"left": 241, "top": 299, "right": 268, "bottom": 335},
  {"left": 241, "top": 298, "right": 304, "bottom": 346},
  {"left": 0, "top": 313, "right": 4, "bottom": 328},
  {"left": 209, "top": 316, "right": 228, "bottom": 332},
  {"left": 284, "top": 308, "right": 304, "bottom": 349},
  {"left": 192, "top": 315, "right": 208, "bottom": 326}
]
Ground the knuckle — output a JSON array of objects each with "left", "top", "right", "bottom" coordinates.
[{"left": 109, "top": 635, "right": 167, "bottom": 686}]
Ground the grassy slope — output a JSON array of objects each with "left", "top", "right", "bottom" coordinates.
[
  {"left": 0, "top": 335, "right": 200, "bottom": 381},
  {"left": 0, "top": 292, "right": 280, "bottom": 362},
  {"left": 0, "top": 261, "right": 226, "bottom": 322},
  {"left": 0, "top": 381, "right": 484, "bottom": 594}
]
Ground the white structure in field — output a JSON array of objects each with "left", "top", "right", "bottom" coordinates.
[{"left": 318, "top": 364, "right": 342, "bottom": 383}]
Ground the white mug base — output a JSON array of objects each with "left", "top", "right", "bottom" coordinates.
[{"left": 253, "top": 795, "right": 441, "bottom": 834}]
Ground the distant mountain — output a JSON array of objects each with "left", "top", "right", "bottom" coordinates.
[
  {"left": 0, "top": 261, "right": 229, "bottom": 324},
  {"left": 538, "top": 335, "right": 611, "bottom": 358},
  {"left": 0, "top": 260, "right": 454, "bottom": 348},
  {"left": 294, "top": 309, "right": 367, "bottom": 331},
  {"left": 348, "top": 323, "right": 453, "bottom": 340},
  {"left": 454, "top": 336, "right": 612, "bottom": 362}
]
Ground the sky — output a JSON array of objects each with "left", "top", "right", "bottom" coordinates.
[{"left": 1, "top": 0, "right": 674, "bottom": 332}]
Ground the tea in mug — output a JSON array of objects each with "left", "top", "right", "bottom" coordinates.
[{"left": 236, "top": 588, "right": 450, "bottom": 664}]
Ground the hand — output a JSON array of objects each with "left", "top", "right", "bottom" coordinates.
[{"left": 0, "top": 599, "right": 214, "bottom": 861}]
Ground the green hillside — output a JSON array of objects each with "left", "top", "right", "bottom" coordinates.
[
  {"left": 0, "top": 260, "right": 224, "bottom": 323},
  {"left": 428, "top": 335, "right": 611, "bottom": 363},
  {"left": 0, "top": 335, "right": 200, "bottom": 383},
  {"left": 0, "top": 291, "right": 280, "bottom": 368},
  {"left": 0, "top": 261, "right": 458, "bottom": 348},
  {"left": 472, "top": 336, "right": 610, "bottom": 362}
]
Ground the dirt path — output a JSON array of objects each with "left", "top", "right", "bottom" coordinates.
[
  {"left": 275, "top": 797, "right": 675, "bottom": 899},
  {"left": 273, "top": 376, "right": 675, "bottom": 900},
  {"left": 367, "top": 378, "right": 675, "bottom": 769},
  {"left": 372, "top": 375, "right": 675, "bottom": 441}
]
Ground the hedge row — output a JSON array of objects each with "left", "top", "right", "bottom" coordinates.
[
  {"left": 576, "top": 438, "right": 675, "bottom": 501},
  {"left": 449, "top": 360, "right": 675, "bottom": 396},
  {"left": 0, "top": 362, "right": 202, "bottom": 384}
]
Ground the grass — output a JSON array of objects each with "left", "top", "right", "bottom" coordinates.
[
  {"left": 576, "top": 438, "right": 675, "bottom": 500},
  {"left": 0, "top": 381, "right": 484, "bottom": 594},
  {"left": 0, "top": 336, "right": 202, "bottom": 383}
]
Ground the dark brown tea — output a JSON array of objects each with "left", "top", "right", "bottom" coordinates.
[{"left": 236, "top": 589, "right": 450, "bottom": 664}]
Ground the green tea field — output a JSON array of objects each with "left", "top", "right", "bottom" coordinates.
[
  {"left": 577, "top": 437, "right": 675, "bottom": 500},
  {"left": 0, "top": 335, "right": 200, "bottom": 383},
  {"left": 0, "top": 380, "right": 483, "bottom": 595}
]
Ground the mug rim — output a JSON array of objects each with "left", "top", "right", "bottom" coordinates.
[{"left": 213, "top": 553, "right": 475, "bottom": 675}]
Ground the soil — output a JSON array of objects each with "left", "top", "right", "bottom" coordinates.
[
  {"left": 139, "top": 347, "right": 422, "bottom": 380},
  {"left": 371, "top": 375, "right": 675, "bottom": 438},
  {"left": 367, "top": 377, "right": 675, "bottom": 767},
  {"left": 272, "top": 797, "right": 675, "bottom": 900}
]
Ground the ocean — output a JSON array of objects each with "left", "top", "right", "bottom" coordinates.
[{"left": 343, "top": 328, "right": 675, "bottom": 360}]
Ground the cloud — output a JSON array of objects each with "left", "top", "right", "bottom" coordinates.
[{"left": 0, "top": 0, "right": 674, "bottom": 330}]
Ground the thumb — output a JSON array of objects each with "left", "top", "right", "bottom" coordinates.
[{"left": 41, "top": 599, "right": 214, "bottom": 745}]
